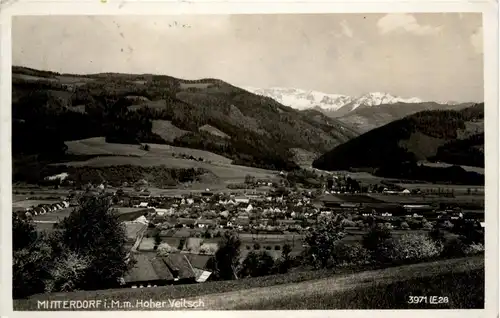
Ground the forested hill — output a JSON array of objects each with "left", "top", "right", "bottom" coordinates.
[
  {"left": 12, "top": 66, "right": 359, "bottom": 170},
  {"left": 313, "top": 104, "right": 485, "bottom": 184}
]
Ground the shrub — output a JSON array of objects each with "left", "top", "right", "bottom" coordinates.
[
  {"left": 400, "top": 221, "right": 409, "bottom": 230},
  {"left": 265, "top": 246, "right": 272, "bottom": 250},
  {"left": 332, "top": 241, "right": 370, "bottom": 266},
  {"left": 422, "top": 222, "right": 433, "bottom": 230},
  {"left": 274, "top": 245, "right": 281, "bottom": 250},
  {"left": 253, "top": 243, "right": 261, "bottom": 250},
  {"left": 45, "top": 251, "right": 91, "bottom": 293},
  {"left": 442, "top": 237, "right": 484, "bottom": 257},
  {"left": 463, "top": 242, "right": 484, "bottom": 255},
  {"left": 442, "top": 237, "right": 467, "bottom": 257},
  {"left": 389, "top": 234, "right": 442, "bottom": 263},
  {"left": 340, "top": 218, "right": 356, "bottom": 228},
  {"left": 157, "top": 244, "right": 178, "bottom": 255}
]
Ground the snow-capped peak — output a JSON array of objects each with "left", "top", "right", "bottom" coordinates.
[
  {"left": 242, "top": 87, "right": 354, "bottom": 112},
  {"left": 345, "top": 92, "right": 423, "bottom": 111},
  {"left": 242, "top": 86, "right": 424, "bottom": 113}
]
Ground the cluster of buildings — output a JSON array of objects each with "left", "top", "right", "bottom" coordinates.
[{"left": 16, "top": 200, "right": 70, "bottom": 217}]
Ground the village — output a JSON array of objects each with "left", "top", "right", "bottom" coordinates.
[{"left": 12, "top": 171, "right": 485, "bottom": 290}]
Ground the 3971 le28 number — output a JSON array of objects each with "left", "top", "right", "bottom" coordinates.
[{"left": 408, "top": 296, "right": 449, "bottom": 304}]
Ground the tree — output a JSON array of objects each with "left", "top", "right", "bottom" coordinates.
[
  {"left": 239, "top": 251, "right": 276, "bottom": 278},
  {"left": 12, "top": 213, "right": 38, "bottom": 251},
  {"left": 57, "top": 195, "right": 132, "bottom": 290},
  {"left": 428, "top": 225, "right": 446, "bottom": 246},
  {"left": 12, "top": 216, "right": 53, "bottom": 299},
  {"left": 276, "top": 243, "right": 293, "bottom": 273},
  {"left": 362, "top": 224, "right": 393, "bottom": 263},
  {"left": 244, "top": 174, "right": 256, "bottom": 185},
  {"left": 154, "top": 232, "right": 162, "bottom": 250},
  {"left": 211, "top": 231, "right": 241, "bottom": 280},
  {"left": 303, "top": 218, "right": 346, "bottom": 268}
]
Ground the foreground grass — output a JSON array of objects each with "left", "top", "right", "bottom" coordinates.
[
  {"left": 234, "top": 269, "right": 484, "bottom": 309},
  {"left": 14, "top": 255, "right": 483, "bottom": 310}
]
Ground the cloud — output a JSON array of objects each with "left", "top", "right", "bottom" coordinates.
[
  {"left": 470, "top": 26, "right": 483, "bottom": 54},
  {"left": 377, "top": 13, "right": 442, "bottom": 36},
  {"left": 340, "top": 20, "right": 353, "bottom": 38}
]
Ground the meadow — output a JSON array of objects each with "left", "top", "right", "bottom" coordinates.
[{"left": 59, "top": 137, "right": 276, "bottom": 183}]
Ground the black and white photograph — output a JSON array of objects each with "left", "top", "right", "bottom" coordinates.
[{"left": 1, "top": 4, "right": 498, "bottom": 314}]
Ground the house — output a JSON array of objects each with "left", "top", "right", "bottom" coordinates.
[
  {"left": 163, "top": 253, "right": 196, "bottom": 283},
  {"left": 235, "top": 197, "right": 250, "bottom": 204},
  {"left": 137, "top": 202, "right": 148, "bottom": 208},
  {"left": 196, "top": 219, "right": 216, "bottom": 228},
  {"left": 121, "top": 253, "right": 175, "bottom": 288}
]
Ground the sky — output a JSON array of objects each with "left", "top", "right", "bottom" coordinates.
[{"left": 12, "top": 13, "right": 483, "bottom": 102}]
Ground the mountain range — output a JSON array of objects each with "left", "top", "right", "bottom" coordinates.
[
  {"left": 244, "top": 87, "right": 474, "bottom": 132},
  {"left": 244, "top": 87, "right": 427, "bottom": 112}
]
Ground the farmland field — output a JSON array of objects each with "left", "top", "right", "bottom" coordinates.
[
  {"left": 368, "top": 193, "right": 484, "bottom": 206},
  {"left": 59, "top": 138, "right": 275, "bottom": 182},
  {"left": 419, "top": 161, "right": 485, "bottom": 174},
  {"left": 151, "top": 120, "right": 190, "bottom": 143},
  {"left": 55, "top": 155, "right": 275, "bottom": 182},
  {"left": 393, "top": 183, "right": 484, "bottom": 194}
]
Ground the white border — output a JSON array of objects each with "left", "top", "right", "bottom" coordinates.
[{"left": 1, "top": 1, "right": 498, "bottom": 318}]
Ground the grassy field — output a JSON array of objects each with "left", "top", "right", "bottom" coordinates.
[
  {"left": 151, "top": 120, "right": 190, "bottom": 143},
  {"left": 12, "top": 199, "right": 61, "bottom": 208},
  {"left": 59, "top": 137, "right": 275, "bottom": 183},
  {"left": 368, "top": 193, "right": 484, "bottom": 205},
  {"left": 393, "top": 183, "right": 484, "bottom": 194},
  {"left": 198, "top": 255, "right": 484, "bottom": 310},
  {"left": 14, "top": 255, "right": 483, "bottom": 310},
  {"left": 234, "top": 269, "right": 484, "bottom": 309},
  {"left": 419, "top": 161, "right": 484, "bottom": 175}
]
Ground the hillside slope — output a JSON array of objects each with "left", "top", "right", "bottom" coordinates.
[
  {"left": 313, "top": 104, "right": 485, "bottom": 184},
  {"left": 12, "top": 66, "right": 359, "bottom": 173},
  {"left": 14, "top": 255, "right": 483, "bottom": 310}
]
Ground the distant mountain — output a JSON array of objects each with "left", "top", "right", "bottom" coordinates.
[
  {"left": 243, "top": 87, "right": 479, "bottom": 133},
  {"left": 243, "top": 87, "right": 424, "bottom": 115},
  {"left": 338, "top": 101, "right": 475, "bottom": 133},
  {"left": 313, "top": 103, "right": 485, "bottom": 184},
  {"left": 12, "top": 66, "right": 360, "bottom": 172}
]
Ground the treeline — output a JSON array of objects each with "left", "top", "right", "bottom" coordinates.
[
  {"left": 207, "top": 215, "right": 484, "bottom": 283},
  {"left": 432, "top": 134, "right": 484, "bottom": 167},
  {"left": 375, "top": 162, "right": 484, "bottom": 185},
  {"left": 32, "top": 165, "right": 210, "bottom": 188}
]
